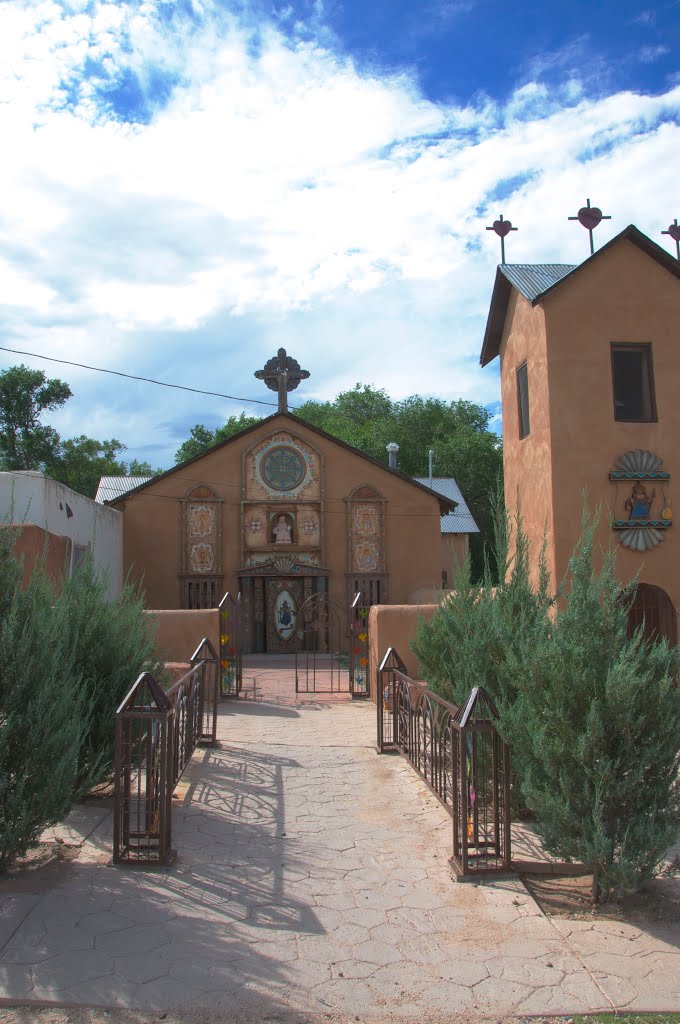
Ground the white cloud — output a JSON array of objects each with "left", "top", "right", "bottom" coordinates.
[{"left": 0, "top": 0, "right": 679, "bottom": 467}]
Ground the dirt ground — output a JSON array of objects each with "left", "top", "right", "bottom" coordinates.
[
  {"left": 0, "top": 1010, "right": 576, "bottom": 1024},
  {"left": 521, "top": 871, "right": 680, "bottom": 924}
]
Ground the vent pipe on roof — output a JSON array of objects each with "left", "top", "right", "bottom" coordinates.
[
  {"left": 386, "top": 442, "right": 399, "bottom": 470},
  {"left": 428, "top": 449, "right": 434, "bottom": 489}
]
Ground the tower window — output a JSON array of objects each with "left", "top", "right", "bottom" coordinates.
[
  {"left": 611, "top": 343, "right": 657, "bottom": 422},
  {"left": 516, "top": 362, "right": 530, "bottom": 439}
]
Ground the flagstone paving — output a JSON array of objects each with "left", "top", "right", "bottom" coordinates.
[{"left": 1, "top": 656, "right": 679, "bottom": 1019}]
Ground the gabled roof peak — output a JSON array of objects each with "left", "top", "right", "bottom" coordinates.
[{"left": 480, "top": 224, "right": 680, "bottom": 367}]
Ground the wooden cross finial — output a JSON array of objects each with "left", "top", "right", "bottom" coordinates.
[
  {"left": 486, "top": 214, "right": 517, "bottom": 264},
  {"left": 568, "top": 198, "right": 611, "bottom": 256},
  {"left": 254, "top": 348, "right": 310, "bottom": 413},
  {"left": 662, "top": 219, "right": 680, "bottom": 261}
]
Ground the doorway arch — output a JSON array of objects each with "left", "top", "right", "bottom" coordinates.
[{"left": 627, "top": 583, "right": 677, "bottom": 646}]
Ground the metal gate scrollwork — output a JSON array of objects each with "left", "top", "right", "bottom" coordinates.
[{"left": 295, "top": 593, "right": 349, "bottom": 694}]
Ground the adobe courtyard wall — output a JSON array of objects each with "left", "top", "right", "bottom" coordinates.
[
  {"left": 368, "top": 603, "right": 437, "bottom": 698},
  {"left": 7, "top": 523, "right": 71, "bottom": 591},
  {"left": 146, "top": 608, "right": 220, "bottom": 665}
]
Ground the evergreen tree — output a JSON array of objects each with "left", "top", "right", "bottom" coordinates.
[
  {"left": 515, "top": 509, "right": 680, "bottom": 901},
  {"left": 0, "top": 533, "right": 86, "bottom": 868}
]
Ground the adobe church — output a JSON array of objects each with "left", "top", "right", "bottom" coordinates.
[
  {"left": 108, "top": 351, "right": 457, "bottom": 653},
  {"left": 481, "top": 223, "right": 680, "bottom": 644}
]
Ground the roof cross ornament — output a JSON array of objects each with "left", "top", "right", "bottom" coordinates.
[
  {"left": 254, "top": 348, "right": 310, "bottom": 413},
  {"left": 662, "top": 218, "right": 680, "bottom": 261},
  {"left": 486, "top": 213, "right": 517, "bottom": 264},
  {"left": 568, "top": 198, "right": 611, "bottom": 256}
]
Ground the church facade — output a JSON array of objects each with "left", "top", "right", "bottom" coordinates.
[
  {"left": 481, "top": 224, "right": 680, "bottom": 643},
  {"left": 110, "top": 411, "right": 453, "bottom": 653}
]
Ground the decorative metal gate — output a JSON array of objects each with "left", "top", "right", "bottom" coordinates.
[
  {"left": 349, "top": 592, "right": 370, "bottom": 698},
  {"left": 295, "top": 593, "right": 350, "bottom": 694},
  {"left": 218, "top": 591, "right": 243, "bottom": 697}
]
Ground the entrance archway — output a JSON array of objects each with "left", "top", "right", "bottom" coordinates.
[{"left": 627, "top": 583, "right": 677, "bottom": 646}]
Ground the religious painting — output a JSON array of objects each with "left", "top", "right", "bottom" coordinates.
[
  {"left": 354, "top": 541, "right": 380, "bottom": 572},
  {"left": 244, "top": 433, "right": 321, "bottom": 501},
  {"left": 353, "top": 504, "right": 379, "bottom": 537},
  {"left": 188, "top": 503, "right": 214, "bottom": 537},
  {"left": 297, "top": 511, "right": 320, "bottom": 545},
  {"left": 274, "top": 590, "right": 297, "bottom": 641},
  {"left": 181, "top": 484, "right": 221, "bottom": 579},
  {"left": 609, "top": 449, "right": 671, "bottom": 552},
  {"left": 244, "top": 509, "right": 267, "bottom": 549},
  {"left": 189, "top": 542, "right": 214, "bottom": 573},
  {"left": 347, "top": 486, "right": 386, "bottom": 575}
]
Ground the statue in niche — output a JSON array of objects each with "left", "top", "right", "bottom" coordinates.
[
  {"left": 273, "top": 514, "right": 293, "bottom": 544},
  {"left": 625, "top": 482, "right": 655, "bottom": 520}
]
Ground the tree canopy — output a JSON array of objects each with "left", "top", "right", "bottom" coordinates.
[{"left": 0, "top": 365, "right": 160, "bottom": 498}]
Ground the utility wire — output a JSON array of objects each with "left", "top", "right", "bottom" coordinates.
[{"left": 0, "top": 344, "right": 287, "bottom": 410}]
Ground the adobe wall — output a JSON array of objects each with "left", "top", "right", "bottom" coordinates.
[
  {"left": 119, "top": 415, "right": 444, "bottom": 612},
  {"left": 0, "top": 471, "right": 123, "bottom": 599},
  {"left": 367, "top": 603, "right": 437, "bottom": 698},
  {"left": 498, "top": 290, "right": 556, "bottom": 588},
  {"left": 8, "top": 524, "right": 71, "bottom": 591},
  {"left": 145, "top": 609, "right": 220, "bottom": 665},
  {"left": 542, "top": 240, "right": 680, "bottom": 612}
]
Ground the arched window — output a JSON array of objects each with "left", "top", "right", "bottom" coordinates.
[{"left": 627, "top": 583, "right": 677, "bottom": 646}]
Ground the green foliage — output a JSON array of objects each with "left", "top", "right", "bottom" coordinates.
[
  {"left": 0, "top": 365, "right": 71, "bottom": 471},
  {"left": 59, "top": 556, "right": 159, "bottom": 791},
  {"left": 0, "top": 532, "right": 86, "bottom": 869},
  {"left": 174, "top": 413, "right": 262, "bottom": 464},
  {"left": 0, "top": 532, "right": 159, "bottom": 868},
  {"left": 413, "top": 500, "right": 680, "bottom": 900},
  {"left": 0, "top": 364, "right": 162, "bottom": 497},
  {"left": 412, "top": 494, "right": 551, "bottom": 715},
  {"left": 515, "top": 510, "right": 680, "bottom": 901}
]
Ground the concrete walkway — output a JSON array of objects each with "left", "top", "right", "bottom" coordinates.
[{"left": 1, "top": 656, "right": 679, "bottom": 1018}]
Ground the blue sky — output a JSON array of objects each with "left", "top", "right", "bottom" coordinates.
[{"left": 0, "top": 0, "right": 678, "bottom": 471}]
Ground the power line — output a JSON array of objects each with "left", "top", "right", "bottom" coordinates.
[{"left": 0, "top": 345, "right": 285, "bottom": 410}]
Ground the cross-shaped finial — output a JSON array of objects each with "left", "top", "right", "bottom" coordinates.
[
  {"left": 486, "top": 213, "right": 517, "bottom": 264},
  {"left": 254, "top": 348, "right": 310, "bottom": 413},
  {"left": 662, "top": 219, "right": 680, "bottom": 261},
  {"left": 568, "top": 198, "right": 611, "bottom": 256}
]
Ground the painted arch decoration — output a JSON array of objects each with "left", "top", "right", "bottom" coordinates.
[{"left": 610, "top": 449, "right": 672, "bottom": 551}]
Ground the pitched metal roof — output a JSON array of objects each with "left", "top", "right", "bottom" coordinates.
[
  {"left": 413, "top": 477, "right": 479, "bottom": 534},
  {"left": 95, "top": 476, "right": 153, "bottom": 503},
  {"left": 499, "top": 264, "right": 577, "bottom": 303},
  {"left": 480, "top": 225, "right": 680, "bottom": 367}
]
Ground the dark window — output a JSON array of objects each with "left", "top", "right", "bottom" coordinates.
[
  {"left": 611, "top": 343, "right": 657, "bottom": 422},
  {"left": 516, "top": 362, "right": 530, "bottom": 439}
]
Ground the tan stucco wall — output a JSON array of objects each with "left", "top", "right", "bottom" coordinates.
[
  {"left": 368, "top": 603, "right": 437, "bottom": 698},
  {"left": 499, "top": 289, "right": 555, "bottom": 588},
  {"left": 145, "top": 608, "right": 220, "bottom": 664},
  {"left": 500, "top": 238, "right": 680, "bottom": 615},
  {"left": 118, "top": 415, "right": 444, "bottom": 615}
]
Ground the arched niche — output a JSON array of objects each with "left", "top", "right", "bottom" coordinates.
[
  {"left": 627, "top": 583, "right": 677, "bottom": 646},
  {"left": 345, "top": 484, "right": 388, "bottom": 606},
  {"left": 180, "top": 484, "right": 223, "bottom": 608}
]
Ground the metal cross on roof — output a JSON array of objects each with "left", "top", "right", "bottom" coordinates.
[
  {"left": 254, "top": 348, "right": 310, "bottom": 413},
  {"left": 568, "top": 198, "right": 611, "bottom": 256},
  {"left": 662, "top": 218, "right": 680, "bottom": 261},
  {"left": 486, "top": 213, "right": 517, "bottom": 264}
]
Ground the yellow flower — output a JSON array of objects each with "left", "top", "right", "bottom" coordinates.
[
  {"left": 358, "top": 632, "right": 367, "bottom": 642},
  {"left": 220, "top": 633, "right": 230, "bottom": 645}
]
